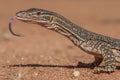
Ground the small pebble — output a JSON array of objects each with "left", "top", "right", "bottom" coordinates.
[
  {"left": 73, "top": 71, "right": 80, "bottom": 77},
  {"left": 21, "top": 57, "right": 24, "bottom": 60},
  {"left": 34, "top": 72, "right": 38, "bottom": 76},
  {"left": 6, "top": 60, "right": 10, "bottom": 63}
]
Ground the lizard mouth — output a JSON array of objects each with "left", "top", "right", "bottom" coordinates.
[
  {"left": 16, "top": 16, "right": 32, "bottom": 23},
  {"left": 16, "top": 16, "right": 29, "bottom": 21}
]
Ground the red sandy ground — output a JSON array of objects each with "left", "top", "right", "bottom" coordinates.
[{"left": 0, "top": 0, "right": 120, "bottom": 80}]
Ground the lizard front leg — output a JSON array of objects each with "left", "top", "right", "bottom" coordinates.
[{"left": 94, "top": 49, "right": 116, "bottom": 73}]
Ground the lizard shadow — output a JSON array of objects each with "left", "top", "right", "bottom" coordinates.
[
  {"left": 7, "top": 62, "right": 94, "bottom": 69},
  {"left": 7, "top": 62, "right": 120, "bottom": 70}
]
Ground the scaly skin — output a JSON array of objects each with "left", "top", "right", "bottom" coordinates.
[{"left": 11, "top": 8, "right": 120, "bottom": 73}]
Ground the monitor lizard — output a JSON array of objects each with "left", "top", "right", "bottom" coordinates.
[{"left": 9, "top": 8, "right": 120, "bottom": 73}]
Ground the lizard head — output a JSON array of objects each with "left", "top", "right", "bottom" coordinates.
[
  {"left": 16, "top": 8, "right": 55, "bottom": 25},
  {"left": 9, "top": 8, "right": 66, "bottom": 36}
]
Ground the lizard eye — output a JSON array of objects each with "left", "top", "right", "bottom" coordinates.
[{"left": 36, "top": 12, "right": 41, "bottom": 15}]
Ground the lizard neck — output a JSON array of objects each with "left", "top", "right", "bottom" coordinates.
[{"left": 44, "top": 15, "right": 89, "bottom": 46}]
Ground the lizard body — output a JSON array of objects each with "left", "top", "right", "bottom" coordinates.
[{"left": 10, "top": 8, "right": 120, "bottom": 73}]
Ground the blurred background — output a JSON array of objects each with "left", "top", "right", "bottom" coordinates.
[{"left": 0, "top": 0, "right": 120, "bottom": 80}]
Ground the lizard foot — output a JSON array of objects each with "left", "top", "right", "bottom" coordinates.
[{"left": 94, "top": 66, "right": 116, "bottom": 74}]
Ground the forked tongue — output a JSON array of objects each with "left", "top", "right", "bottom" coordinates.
[{"left": 9, "top": 16, "right": 23, "bottom": 37}]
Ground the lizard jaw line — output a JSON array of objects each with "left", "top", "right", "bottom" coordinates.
[{"left": 16, "top": 16, "right": 30, "bottom": 21}]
